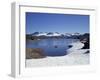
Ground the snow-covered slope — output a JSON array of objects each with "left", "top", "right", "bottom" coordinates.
[
  {"left": 31, "top": 32, "right": 47, "bottom": 36},
  {"left": 37, "top": 32, "right": 47, "bottom": 36},
  {"left": 26, "top": 41, "right": 89, "bottom": 67}
]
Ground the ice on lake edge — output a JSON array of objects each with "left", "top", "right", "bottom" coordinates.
[{"left": 26, "top": 41, "right": 89, "bottom": 67}]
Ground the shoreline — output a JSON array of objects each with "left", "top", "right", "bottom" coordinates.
[{"left": 26, "top": 41, "right": 89, "bottom": 67}]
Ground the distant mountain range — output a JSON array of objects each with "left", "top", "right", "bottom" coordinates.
[
  {"left": 26, "top": 32, "right": 89, "bottom": 40},
  {"left": 30, "top": 32, "right": 81, "bottom": 37}
]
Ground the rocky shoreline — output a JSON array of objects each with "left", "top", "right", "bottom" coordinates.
[{"left": 26, "top": 48, "right": 46, "bottom": 59}]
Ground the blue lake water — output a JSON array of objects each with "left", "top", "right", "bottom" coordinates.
[{"left": 26, "top": 39, "right": 78, "bottom": 56}]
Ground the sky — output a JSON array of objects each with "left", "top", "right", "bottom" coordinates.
[{"left": 26, "top": 12, "right": 89, "bottom": 34}]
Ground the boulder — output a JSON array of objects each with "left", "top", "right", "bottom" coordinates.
[{"left": 26, "top": 48, "right": 46, "bottom": 59}]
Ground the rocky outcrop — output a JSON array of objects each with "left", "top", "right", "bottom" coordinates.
[
  {"left": 79, "top": 33, "right": 90, "bottom": 49},
  {"left": 81, "top": 38, "right": 89, "bottom": 49},
  {"left": 26, "top": 48, "right": 46, "bottom": 59}
]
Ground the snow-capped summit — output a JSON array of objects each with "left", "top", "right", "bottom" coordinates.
[
  {"left": 64, "top": 33, "right": 72, "bottom": 37},
  {"left": 31, "top": 32, "right": 39, "bottom": 36},
  {"left": 72, "top": 32, "right": 80, "bottom": 36},
  {"left": 37, "top": 32, "right": 47, "bottom": 36},
  {"left": 47, "top": 32, "right": 61, "bottom": 36}
]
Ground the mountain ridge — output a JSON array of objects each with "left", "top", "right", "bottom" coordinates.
[{"left": 29, "top": 32, "right": 82, "bottom": 37}]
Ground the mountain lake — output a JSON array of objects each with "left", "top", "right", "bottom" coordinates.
[{"left": 26, "top": 39, "right": 79, "bottom": 56}]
